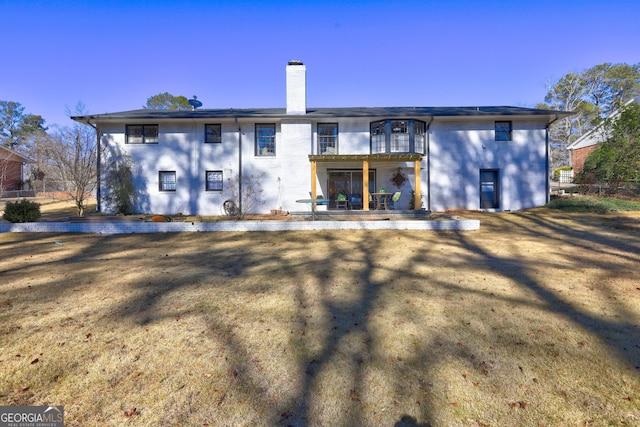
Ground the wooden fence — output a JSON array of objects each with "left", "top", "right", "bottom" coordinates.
[{"left": 559, "top": 170, "right": 574, "bottom": 184}]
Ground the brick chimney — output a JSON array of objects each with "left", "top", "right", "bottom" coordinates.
[{"left": 286, "top": 60, "right": 306, "bottom": 115}]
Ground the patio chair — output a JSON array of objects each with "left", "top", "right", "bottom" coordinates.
[
  {"left": 389, "top": 191, "right": 402, "bottom": 209},
  {"left": 309, "top": 192, "right": 328, "bottom": 205},
  {"left": 348, "top": 194, "right": 362, "bottom": 210}
]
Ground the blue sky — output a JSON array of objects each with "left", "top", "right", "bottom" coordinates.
[{"left": 1, "top": 0, "right": 638, "bottom": 128}]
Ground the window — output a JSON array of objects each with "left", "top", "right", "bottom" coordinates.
[
  {"left": 371, "top": 121, "right": 386, "bottom": 154},
  {"left": 318, "top": 123, "right": 338, "bottom": 154},
  {"left": 206, "top": 170, "right": 223, "bottom": 191},
  {"left": 495, "top": 121, "right": 512, "bottom": 141},
  {"left": 256, "top": 124, "right": 276, "bottom": 156},
  {"left": 126, "top": 125, "right": 158, "bottom": 144},
  {"left": 391, "top": 120, "right": 410, "bottom": 152},
  {"left": 159, "top": 171, "right": 176, "bottom": 191},
  {"left": 414, "top": 120, "right": 425, "bottom": 154},
  {"left": 370, "top": 119, "right": 425, "bottom": 154},
  {"left": 205, "top": 124, "right": 222, "bottom": 143}
]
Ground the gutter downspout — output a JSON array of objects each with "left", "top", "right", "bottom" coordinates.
[
  {"left": 545, "top": 114, "right": 560, "bottom": 205},
  {"left": 192, "top": 119, "right": 198, "bottom": 215},
  {"left": 85, "top": 119, "right": 100, "bottom": 212},
  {"left": 235, "top": 117, "right": 242, "bottom": 214},
  {"left": 426, "top": 116, "right": 434, "bottom": 212}
]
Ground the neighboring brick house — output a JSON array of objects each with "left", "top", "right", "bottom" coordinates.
[
  {"left": 0, "top": 145, "right": 30, "bottom": 194},
  {"left": 72, "top": 61, "right": 572, "bottom": 215},
  {"left": 567, "top": 124, "right": 607, "bottom": 174},
  {"left": 567, "top": 97, "right": 640, "bottom": 174},
  {"left": 570, "top": 145, "right": 599, "bottom": 174}
]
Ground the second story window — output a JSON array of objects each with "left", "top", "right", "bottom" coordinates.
[
  {"left": 126, "top": 125, "right": 158, "bottom": 144},
  {"left": 205, "top": 124, "right": 222, "bottom": 143},
  {"left": 414, "top": 120, "right": 425, "bottom": 153},
  {"left": 371, "top": 121, "right": 386, "bottom": 154},
  {"left": 256, "top": 124, "right": 275, "bottom": 156},
  {"left": 318, "top": 123, "right": 338, "bottom": 154},
  {"left": 391, "top": 120, "right": 410, "bottom": 152},
  {"left": 370, "top": 119, "right": 425, "bottom": 154},
  {"left": 495, "top": 121, "right": 512, "bottom": 141}
]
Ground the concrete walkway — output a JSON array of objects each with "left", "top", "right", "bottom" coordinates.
[{"left": 0, "top": 219, "right": 480, "bottom": 234}]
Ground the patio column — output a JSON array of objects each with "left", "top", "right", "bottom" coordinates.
[
  {"left": 363, "top": 159, "right": 370, "bottom": 211},
  {"left": 311, "top": 160, "right": 317, "bottom": 199},
  {"left": 414, "top": 159, "right": 421, "bottom": 209}
]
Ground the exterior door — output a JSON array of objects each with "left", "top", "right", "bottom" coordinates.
[
  {"left": 328, "top": 170, "right": 375, "bottom": 209},
  {"left": 479, "top": 169, "right": 500, "bottom": 209}
]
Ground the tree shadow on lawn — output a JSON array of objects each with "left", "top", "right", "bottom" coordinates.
[
  {"left": 1, "top": 211, "right": 639, "bottom": 425},
  {"left": 454, "top": 211, "right": 640, "bottom": 371}
]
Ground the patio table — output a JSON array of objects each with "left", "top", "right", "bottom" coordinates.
[
  {"left": 296, "top": 198, "right": 329, "bottom": 220},
  {"left": 371, "top": 192, "right": 392, "bottom": 210}
]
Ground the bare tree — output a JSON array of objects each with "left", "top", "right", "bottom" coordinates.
[
  {"left": 22, "top": 131, "right": 50, "bottom": 193},
  {"left": 224, "top": 168, "right": 265, "bottom": 217},
  {"left": 43, "top": 103, "right": 97, "bottom": 216}
]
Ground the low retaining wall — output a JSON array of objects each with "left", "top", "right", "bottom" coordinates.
[{"left": 0, "top": 219, "right": 480, "bottom": 234}]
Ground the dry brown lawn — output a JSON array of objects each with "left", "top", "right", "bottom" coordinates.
[
  {"left": 0, "top": 197, "right": 97, "bottom": 222},
  {"left": 1, "top": 207, "right": 640, "bottom": 426}
]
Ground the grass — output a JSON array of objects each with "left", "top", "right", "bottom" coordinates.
[
  {"left": 547, "top": 195, "right": 640, "bottom": 213},
  {"left": 1, "top": 206, "right": 640, "bottom": 426},
  {"left": 0, "top": 197, "right": 97, "bottom": 222}
]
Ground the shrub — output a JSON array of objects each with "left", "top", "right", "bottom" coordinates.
[
  {"left": 103, "top": 155, "right": 135, "bottom": 214},
  {"left": 3, "top": 199, "right": 41, "bottom": 222},
  {"left": 578, "top": 103, "right": 640, "bottom": 193}
]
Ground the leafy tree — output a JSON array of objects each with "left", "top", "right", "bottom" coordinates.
[
  {"left": 583, "top": 63, "right": 640, "bottom": 115},
  {"left": 0, "top": 101, "right": 47, "bottom": 148},
  {"left": 579, "top": 102, "right": 640, "bottom": 193},
  {"left": 541, "top": 63, "right": 640, "bottom": 170},
  {"left": 143, "top": 92, "right": 191, "bottom": 110}
]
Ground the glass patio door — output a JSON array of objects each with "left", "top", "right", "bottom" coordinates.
[{"left": 328, "top": 170, "right": 375, "bottom": 209}]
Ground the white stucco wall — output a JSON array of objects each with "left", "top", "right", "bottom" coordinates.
[
  {"left": 428, "top": 118, "right": 548, "bottom": 211},
  {"left": 272, "top": 120, "right": 312, "bottom": 212},
  {"left": 98, "top": 115, "right": 549, "bottom": 215},
  {"left": 100, "top": 120, "right": 242, "bottom": 216}
]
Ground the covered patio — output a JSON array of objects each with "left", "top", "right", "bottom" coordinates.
[{"left": 307, "top": 153, "right": 424, "bottom": 211}]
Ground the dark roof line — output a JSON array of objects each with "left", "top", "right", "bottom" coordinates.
[{"left": 72, "top": 106, "right": 572, "bottom": 121}]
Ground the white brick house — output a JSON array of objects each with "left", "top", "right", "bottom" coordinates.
[{"left": 72, "top": 61, "right": 571, "bottom": 215}]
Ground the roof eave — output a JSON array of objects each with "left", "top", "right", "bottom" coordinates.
[{"left": 71, "top": 106, "right": 575, "bottom": 123}]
